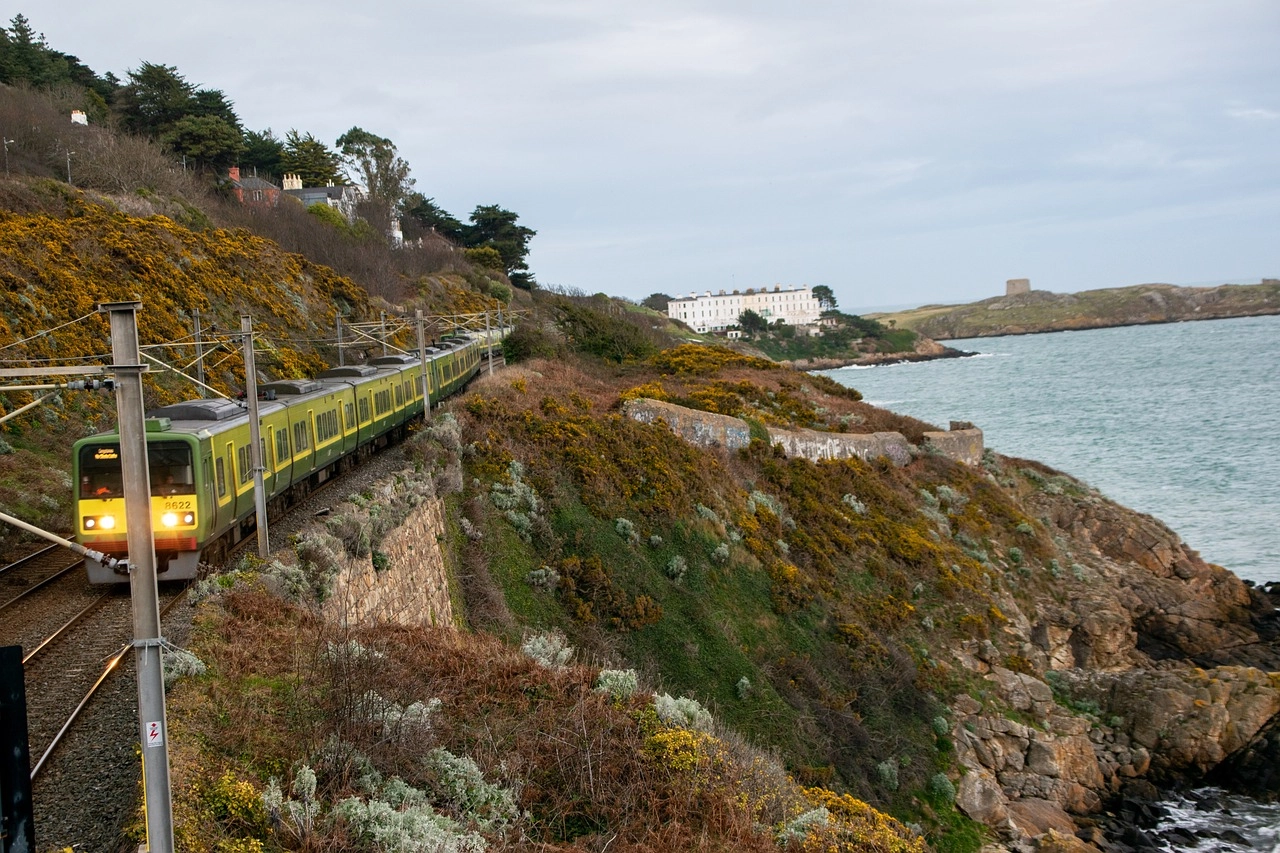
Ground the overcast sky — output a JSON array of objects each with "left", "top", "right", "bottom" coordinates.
[{"left": 33, "top": 1, "right": 1280, "bottom": 309}]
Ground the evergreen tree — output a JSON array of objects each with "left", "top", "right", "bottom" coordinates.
[
  {"left": 115, "top": 61, "right": 196, "bottom": 136},
  {"left": 280, "top": 129, "right": 342, "bottom": 187},
  {"left": 241, "top": 129, "right": 286, "bottom": 179},
  {"left": 464, "top": 204, "right": 536, "bottom": 277},
  {"left": 0, "top": 14, "right": 61, "bottom": 86},
  {"left": 161, "top": 114, "right": 245, "bottom": 172},
  {"left": 404, "top": 193, "right": 466, "bottom": 242}
]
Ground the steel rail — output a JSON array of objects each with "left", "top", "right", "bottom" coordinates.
[
  {"left": 0, "top": 559, "right": 82, "bottom": 613},
  {"left": 0, "top": 543, "right": 59, "bottom": 579},
  {"left": 21, "top": 592, "right": 114, "bottom": 665},
  {"left": 29, "top": 588, "right": 188, "bottom": 782}
]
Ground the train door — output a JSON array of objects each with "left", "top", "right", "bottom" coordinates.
[{"left": 215, "top": 442, "right": 233, "bottom": 532}]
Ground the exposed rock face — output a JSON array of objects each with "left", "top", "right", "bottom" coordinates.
[
  {"left": 1029, "top": 483, "right": 1280, "bottom": 671},
  {"left": 943, "top": 458, "right": 1280, "bottom": 848},
  {"left": 1054, "top": 666, "right": 1280, "bottom": 783}
]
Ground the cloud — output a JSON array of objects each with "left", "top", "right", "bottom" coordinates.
[{"left": 1225, "top": 105, "right": 1279, "bottom": 121}]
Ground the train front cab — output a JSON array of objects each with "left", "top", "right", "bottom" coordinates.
[{"left": 73, "top": 422, "right": 203, "bottom": 583}]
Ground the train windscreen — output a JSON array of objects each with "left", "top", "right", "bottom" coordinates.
[{"left": 79, "top": 441, "right": 195, "bottom": 498}]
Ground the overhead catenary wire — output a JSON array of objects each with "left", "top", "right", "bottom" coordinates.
[{"left": 0, "top": 310, "right": 100, "bottom": 354}]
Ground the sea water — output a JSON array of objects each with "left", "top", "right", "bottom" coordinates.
[
  {"left": 819, "top": 314, "right": 1280, "bottom": 847},
  {"left": 819, "top": 314, "right": 1280, "bottom": 584}
]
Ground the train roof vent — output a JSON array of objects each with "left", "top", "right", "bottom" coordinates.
[
  {"left": 317, "top": 365, "right": 379, "bottom": 378},
  {"left": 259, "top": 379, "right": 323, "bottom": 395},
  {"left": 368, "top": 354, "right": 417, "bottom": 366},
  {"left": 145, "top": 417, "right": 171, "bottom": 432},
  {"left": 147, "top": 399, "right": 243, "bottom": 422}
]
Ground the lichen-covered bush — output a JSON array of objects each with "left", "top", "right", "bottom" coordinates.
[
  {"left": 653, "top": 693, "right": 713, "bottom": 731},
  {"left": 594, "top": 669, "right": 639, "bottom": 701},
  {"left": 521, "top": 632, "right": 573, "bottom": 669}
]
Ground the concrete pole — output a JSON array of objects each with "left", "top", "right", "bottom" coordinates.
[
  {"left": 336, "top": 317, "right": 344, "bottom": 367},
  {"left": 100, "top": 301, "right": 174, "bottom": 853},
  {"left": 241, "top": 316, "right": 269, "bottom": 558},
  {"left": 380, "top": 311, "right": 388, "bottom": 356},
  {"left": 485, "top": 311, "right": 494, "bottom": 376},
  {"left": 416, "top": 310, "right": 432, "bottom": 422},
  {"left": 193, "top": 309, "right": 206, "bottom": 398}
]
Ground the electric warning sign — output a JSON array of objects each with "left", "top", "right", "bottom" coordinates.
[{"left": 146, "top": 720, "right": 164, "bottom": 748}]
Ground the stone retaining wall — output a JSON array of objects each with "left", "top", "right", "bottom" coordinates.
[
  {"left": 622, "top": 398, "right": 752, "bottom": 450},
  {"left": 765, "top": 426, "right": 913, "bottom": 466},
  {"left": 923, "top": 421, "right": 985, "bottom": 466},
  {"left": 623, "top": 398, "right": 983, "bottom": 467},
  {"left": 322, "top": 496, "right": 454, "bottom": 629}
]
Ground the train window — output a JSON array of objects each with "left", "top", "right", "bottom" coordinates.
[
  {"left": 395, "top": 385, "right": 403, "bottom": 406},
  {"left": 261, "top": 438, "right": 269, "bottom": 471},
  {"left": 148, "top": 442, "right": 195, "bottom": 496},
  {"left": 79, "top": 443, "right": 123, "bottom": 498},
  {"left": 344, "top": 402, "right": 354, "bottom": 428},
  {"left": 275, "top": 429, "right": 289, "bottom": 464},
  {"left": 293, "top": 421, "right": 310, "bottom": 452},
  {"left": 315, "top": 409, "right": 339, "bottom": 442},
  {"left": 358, "top": 397, "right": 371, "bottom": 423},
  {"left": 237, "top": 445, "right": 252, "bottom": 484},
  {"left": 215, "top": 458, "right": 226, "bottom": 497}
]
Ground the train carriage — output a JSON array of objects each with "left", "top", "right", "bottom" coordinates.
[{"left": 71, "top": 333, "right": 484, "bottom": 583}]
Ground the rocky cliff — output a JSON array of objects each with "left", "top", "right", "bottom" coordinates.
[{"left": 944, "top": 458, "right": 1280, "bottom": 849}]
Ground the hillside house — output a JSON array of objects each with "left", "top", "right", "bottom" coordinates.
[{"left": 227, "top": 167, "right": 283, "bottom": 207}]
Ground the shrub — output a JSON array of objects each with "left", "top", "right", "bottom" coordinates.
[
  {"left": 778, "top": 807, "right": 830, "bottom": 846},
  {"left": 501, "top": 323, "right": 563, "bottom": 363},
  {"left": 735, "top": 676, "right": 752, "bottom": 700},
  {"left": 841, "top": 493, "right": 867, "bottom": 515},
  {"left": 331, "top": 794, "right": 484, "bottom": 853},
  {"left": 664, "top": 555, "right": 688, "bottom": 582},
  {"left": 711, "top": 542, "right": 730, "bottom": 563},
  {"left": 521, "top": 632, "right": 573, "bottom": 669},
  {"left": 594, "top": 669, "right": 639, "bottom": 701},
  {"left": 875, "top": 759, "right": 900, "bottom": 791},
  {"left": 614, "top": 517, "right": 640, "bottom": 544},
  {"left": 422, "top": 747, "right": 518, "bottom": 830},
  {"left": 525, "top": 566, "right": 560, "bottom": 591},
  {"left": 653, "top": 693, "right": 713, "bottom": 731},
  {"left": 163, "top": 647, "right": 207, "bottom": 688},
  {"left": 927, "top": 773, "right": 957, "bottom": 803}
]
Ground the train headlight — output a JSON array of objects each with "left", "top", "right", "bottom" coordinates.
[
  {"left": 99, "top": 515, "right": 116, "bottom": 530},
  {"left": 162, "top": 512, "right": 179, "bottom": 528},
  {"left": 84, "top": 516, "right": 96, "bottom": 529},
  {"left": 183, "top": 512, "right": 195, "bottom": 525}
]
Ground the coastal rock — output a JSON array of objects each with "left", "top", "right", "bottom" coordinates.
[
  {"left": 956, "top": 767, "right": 1011, "bottom": 826},
  {"left": 1053, "top": 666, "right": 1280, "bottom": 782},
  {"left": 1006, "top": 799, "right": 1077, "bottom": 837},
  {"left": 1029, "top": 488, "right": 1277, "bottom": 669}
]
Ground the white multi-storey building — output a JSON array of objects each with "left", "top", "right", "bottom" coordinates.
[{"left": 667, "top": 285, "right": 821, "bottom": 333}]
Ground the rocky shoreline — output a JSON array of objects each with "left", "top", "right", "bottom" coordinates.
[
  {"left": 943, "top": 460, "right": 1280, "bottom": 852},
  {"left": 787, "top": 338, "right": 976, "bottom": 370}
]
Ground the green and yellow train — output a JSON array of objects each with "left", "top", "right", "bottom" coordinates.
[{"left": 72, "top": 334, "right": 483, "bottom": 583}]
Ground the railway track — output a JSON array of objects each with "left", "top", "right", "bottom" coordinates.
[{"left": 24, "top": 584, "right": 189, "bottom": 851}]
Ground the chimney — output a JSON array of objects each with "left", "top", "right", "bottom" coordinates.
[
  {"left": 70, "top": 109, "right": 88, "bottom": 126},
  {"left": 282, "top": 173, "right": 303, "bottom": 190},
  {"left": 227, "top": 166, "right": 241, "bottom": 182}
]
